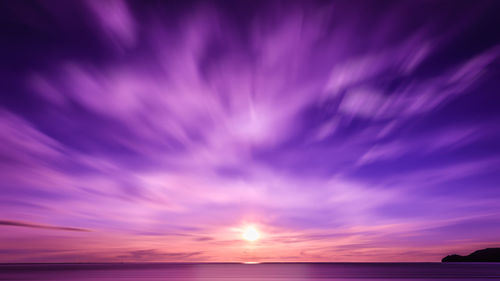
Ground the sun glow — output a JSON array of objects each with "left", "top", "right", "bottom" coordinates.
[{"left": 242, "top": 226, "right": 260, "bottom": 242}]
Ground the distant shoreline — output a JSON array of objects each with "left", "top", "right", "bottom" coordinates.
[{"left": 442, "top": 248, "right": 500, "bottom": 262}]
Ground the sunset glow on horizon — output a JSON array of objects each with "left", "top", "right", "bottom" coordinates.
[{"left": 1, "top": 0, "right": 500, "bottom": 263}]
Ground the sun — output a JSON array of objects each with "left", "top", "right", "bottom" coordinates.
[{"left": 242, "top": 226, "right": 260, "bottom": 242}]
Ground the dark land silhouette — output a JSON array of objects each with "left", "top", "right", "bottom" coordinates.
[{"left": 442, "top": 248, "right": 500, "bottom": 262}]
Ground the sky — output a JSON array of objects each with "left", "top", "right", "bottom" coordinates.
[{"left": 1, "top": 0, "right": 500, "bottom": 263}]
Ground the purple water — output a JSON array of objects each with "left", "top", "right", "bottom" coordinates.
[{"left": 1, "top": 263, "right": 500, "bottom": 280}]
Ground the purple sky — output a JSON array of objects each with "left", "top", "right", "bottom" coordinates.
[{"left": 1, "top": 0, "right": 500, "bottom": 262}]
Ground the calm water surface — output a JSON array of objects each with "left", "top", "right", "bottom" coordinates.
[{"left": 1, "top": 263, "right": 500, "bottom": 280}]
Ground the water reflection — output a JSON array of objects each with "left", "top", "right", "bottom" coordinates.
[{"left": 1, "top": 263, "right": 500, "bottom": 280}]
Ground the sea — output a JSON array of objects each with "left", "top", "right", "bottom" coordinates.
[{"left": 1, "top": 263, "right": 500, "bottom": 280}]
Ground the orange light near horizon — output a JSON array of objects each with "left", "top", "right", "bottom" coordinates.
[{"left": 242, "top": 225, "right": 260, "bottom": 242}]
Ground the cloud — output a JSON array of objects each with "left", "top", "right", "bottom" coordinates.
[
  {"left": 357, "top": 125, "right": 483, "bottom": 165},
  {"left": 85, "top": 0, "right": 137, "bottom": 49},
  {"left": 116, "top": 249, "right": 203, "bottom": 261},
  {"left": 0, "top": 220, "right": 90, "bottom": 232}
]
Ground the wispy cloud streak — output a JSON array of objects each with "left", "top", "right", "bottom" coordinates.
[{"left": 0, "top": 220, "right": 90, "bottom": 232}]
